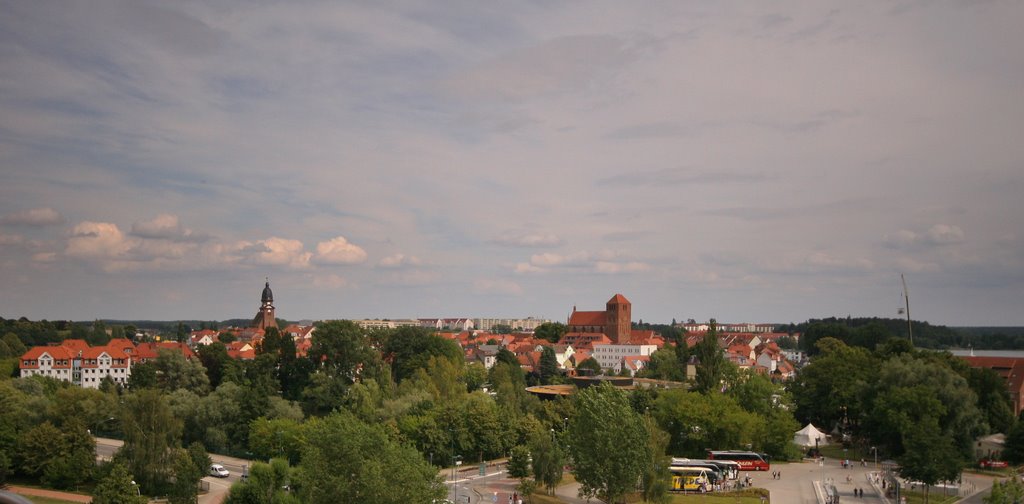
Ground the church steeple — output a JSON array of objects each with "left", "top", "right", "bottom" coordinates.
[
  {"left": 253, "top": 278, "right": 278, "bottom": 330},
  {"left": 261, "top": 278, "right": 274, "bottom": 304}
]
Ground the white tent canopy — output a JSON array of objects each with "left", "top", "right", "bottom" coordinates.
[{"left": 794, "top": 423, "right": 829, "bottom": 448}]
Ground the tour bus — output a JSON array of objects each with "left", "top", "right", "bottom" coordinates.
[
  {"left": 669, "top": 466, "right": 712, "bottom": 493},
  {"left": 706, "top": 450, "right": 770, "bottom": 471},
  {"left": 704, "top": 459, "right": 740, "bottom": 480},
  {"left": 669, "top": 458, "right": 724, "bottom": 484}
]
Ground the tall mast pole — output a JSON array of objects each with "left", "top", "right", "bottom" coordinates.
[{"left": 901, "top": 274, "right": 912, "bottom": 346}]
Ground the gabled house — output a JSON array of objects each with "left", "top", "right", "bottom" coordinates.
[
  {"left": 20, "top": 345, "right": 75, "bottom": 382},
  {"left": 79, "top": 346, "right": 130, "bottom": 389},
  {"left": 20, "top": 340, "right": 133, "bottom": 388}
]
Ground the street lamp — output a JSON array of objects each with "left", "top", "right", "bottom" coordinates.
[
  {"left": 816, "top": 436, "right": 824, "bottom": 486},
  {"left": 871, "top": 446, "right": 878, "bottom": 470}
]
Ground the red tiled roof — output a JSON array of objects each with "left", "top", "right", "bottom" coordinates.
[
  {"left": 135, "top": 341, "right": 196, "bottom": 362},
  {"left": 607, "top": 293, "right": 630, "bottom": 305},
  {"left": 80, "top": 346, "right": 131, "bottom": 368},
  {"left": 559, "top": 332, "right": 612, "bottom": 350},
  {"left": 107, "top": 338, "right": 137, "bottom": 354},
  {"left": 62, "top": 339, "right": 90, "bottom": 353},
  {"left": 568, "top": 310, "right": 606, "bottom": 326},
  {"left": 624, "top": 355, "right": 649, "bottom": 371},
  {"left": 20, "top": 346, "right": 75, "bottom": 369}
]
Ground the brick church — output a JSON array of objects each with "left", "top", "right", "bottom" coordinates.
[
  {"left": 567, "top": 293, "right": 634, "bottom": 344},
  {"left": 252, "top": 279, "right": 278, "bottom": 330}
]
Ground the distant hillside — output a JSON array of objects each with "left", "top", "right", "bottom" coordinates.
[
  {"left": 950, "top": 327, "right": 1024, "bottom": 349},
  {"left": 789, "top": 316, "right": 1024, "bottom": 351}
]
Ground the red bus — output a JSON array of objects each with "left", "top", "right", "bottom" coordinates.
[{"left": 706, "top": 450, "right": 770, "bottom": 471}]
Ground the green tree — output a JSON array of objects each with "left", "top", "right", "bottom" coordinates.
[
  {"left": 464, "top": 362, "right": 488, "bottom": 392},
  {"left": 154, "top": 349, "right": 210, "bottom": 394},
  {"left": 89, "top": 319, "right": 111, "bottom": 346},
  {"left": 865, "top": 354, "right": 983, "bottom": 459},
  {"left": 529, "top": 429, "right": 564, "bottom": 495},
  {"left": 259, "top": 327, "right": 284, "bottom": 356},
  {"left": 986, "top": 477, "right": 1024, "bottom": 504},
  {"left": 966, "top": 366, "right": 1015, "bottom": 434},
  {"left": 197, "top": 343, "right": 235, "bottom": 389},
  {"left": 0, "top": 450, "right": 9, "bottom": 486},
  {"left": 186, "top": 442, "right": 211, "bottom": 482},
  {"left": 575, "top": 357, "right": 602, "bottom": 376},
  {"left": 249, "top": 417, "right": 306, "bottom": 464},
  {"left": 309, "top": 320, "right": 380, "bottom": 385},
  {"left": 1003, "top": 419, "right": 1024, "bottom": 464},
  {"left": 492, "top": 324, "right": 514, "bottom": 335},
  {"left": 120, "top": 389, "right": 183, "bottom": 495},
  {"left": 507, "top": 445, "right": 531, "bottom": 479},
  {"left": 225, "top": 458, "right": 297, "bottom": 504},
  {"left": 654, "top": 389, "right": 758, "bottom": 458},
  {"left": 384, "top": 326, "right": 462, "bottom": 384},
  {"left": 539, "top": 346, "right": 559, "bottom": 385},
  {"left": 534, "top": 323, "right": 567, "bottom": 344},
  {"left": 693, "top": 320, "right": 725, "bottom": 394},
  {"left": 568, "top": 383, "right": 650, "bottom": 504},
  {"left": 638, "top": 348, "right": 683, "bottom": 381},
  {"left": 898, "top": 417, "right": 961, "bottom": 504},
  {"left": 295, "top": 410, "right": 446, "bottom": 504},
  {"left": 92, "top": 462, "right": 148, "bottom": 504},
  {"left": 800, "top": 322, "right": 851, "bottom": 355},
  {"left": 128, "top": 362, "right": 158, "bottom": 389},
  {"left": 640, "top": 414, "right": 671, "bottom": 504},
  {"left": 16, "top": 421, "right": 63, "bottom": 477},
  {"left": 41, "top": 421, "right": 95, "bottom": 489},
  {"left": 2, "top": 333, "right": 26, "bottom": 356},
  {"left": 167, "top": 448, "right": 202, "bottom": 504},
  {"left": 790, "top": 338, "right": 874, "bottom": 430}
]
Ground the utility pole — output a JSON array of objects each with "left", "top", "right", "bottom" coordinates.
[{"left": 901, "top": 274, "right": 913, "bottom": 345}]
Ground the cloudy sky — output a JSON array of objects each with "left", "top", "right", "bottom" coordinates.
[{"left": 2, "top": 1, "right": 1022, "bottom": 326}]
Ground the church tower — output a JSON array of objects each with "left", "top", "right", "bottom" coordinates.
[
  {"left": 252, "top": 279, "right": 278, "bottom": 330},
  {"left": 605, "top": 293, "right": 631, "bottom": 344}
]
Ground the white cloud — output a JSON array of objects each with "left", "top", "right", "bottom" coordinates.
[
  {"left": 885, "top": 224, "right": 965, "bottom": 249},
  {"left": 594, "top": 261, "right": 651, "bottom": 274},
  {"left": 65, "top": 221, "right": 133, "bottom": 260},
  {"left": 311, "top": 273, "right": 349, "bottom": 289},
  {"left": 492, "top": 233, "right": 562, "bottom": 248},
  {"left": 516, "top": 250, "right": 650, "bottom": 275},
  {"left": 31, "top": 252, "right": 57, "bottom": 263},
  {"left": 313, "top": 236, "right": 367, "bottom": 265},
  {"left": 242, "top": 237, "right": 312, "bottom": 269},
  {"left": 0, "top": 233, "right": 25, "bottom": 246},
  {"left": 378, "top": 253, "right": 422, "bottom": 268},
  {"left": 1, "top": 207, "right": 64, "bottom": 226},
  {"left": 380, "top": 269, "right": 441, "bottom": 286},
  {"left": 925, "top": 224, "right": 965, "bottom": 245},
  {"left": 130, "top": 214, "right": 206, "bottom": 242},
  {"left": 473, "top": 278, "right": 523, "bottom": 296}
]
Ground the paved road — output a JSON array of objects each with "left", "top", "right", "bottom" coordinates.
[{"left": 95, "top": 437, "right": 250, "bottom": 504}]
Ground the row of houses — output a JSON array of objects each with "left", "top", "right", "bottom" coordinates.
[{"left": 18, "top": 338, "right": 194, "bottom": 388}]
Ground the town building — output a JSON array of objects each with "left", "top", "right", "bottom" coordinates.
[
  {"left": 355, "top": 319, "right": 420, "bottom": 330},
  {"left": 19, "top": 339, "right": 133, "bottom": 389},
  {"left": 592, "top": 343, "right": 657, "bottom": 375},
  {"left": 253, "top": 279, "right": 278, "bottom": 331},
  {"left": 472, "top": 317, "right": 552, "bottom": 332}
]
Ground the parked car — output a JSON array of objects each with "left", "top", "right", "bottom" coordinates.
[{"left": 210, "top": 464, "right": 230, "bottom": 478}]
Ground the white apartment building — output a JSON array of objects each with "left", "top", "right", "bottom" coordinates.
[
  {"left": 591, "top": 343, "right": 657, "bottom": 374},
  {"left": 20, "top": 343, "right": 132, "bottom": 389},
  {"left": 472, "top": 317, "right": 552, "bottom": 332}
]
